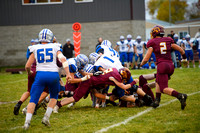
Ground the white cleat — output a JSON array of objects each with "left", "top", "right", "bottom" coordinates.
[
  {"left": 53, "top": 105, "right": 59, "bottom": 113},
  {"left": 42, "top": 115, "right": 51, "bottom": 127},
  {"left": 67, "top": 102, "right": 75, "bottom": 108},
  {"left": 23, "top": 121, "right": 30, "bottom": 130},
  {"left": 22, "top": 107, "right": 27, "bottom": 115}
]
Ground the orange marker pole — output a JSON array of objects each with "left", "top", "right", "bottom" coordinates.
[{"left": 72, "top": 22, "right": 81, "bottom": 57}]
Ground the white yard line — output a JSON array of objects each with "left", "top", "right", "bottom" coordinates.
[
  {"left": 95, "top": 91, "right": 200, "bottom": 133},
  {"left": 0, "top": 79, "right": 27, "bottom": 85},
  {"left": 0, "top": 101, "right": 18, "bottom": 105}
]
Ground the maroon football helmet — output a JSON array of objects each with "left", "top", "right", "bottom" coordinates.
[
  {"left": 119, "top": 68, "right": 131, "bottom": 82},
  {"left": 150, "top": 25, "right": 165, "bottom": 38}
]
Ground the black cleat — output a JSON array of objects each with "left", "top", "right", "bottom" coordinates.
[
  {"left": 178, "top": 93, "right": 187, "bottom": 110},
  {"left": 143, "top": 94, "right": 153, "bottom": 106},
  {"left": 151, "top": 98, "right": 160, "bottom": 108},
  {"left": 14, "top": 103, "right": 21, "bottom": 115}
]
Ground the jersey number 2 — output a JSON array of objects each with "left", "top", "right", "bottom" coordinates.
[
  {"left": 37, "top": 48, "right": 53, "bottom": 63},
  {"left": 160, "top": 42, "right": 167, "bottom": 54}
]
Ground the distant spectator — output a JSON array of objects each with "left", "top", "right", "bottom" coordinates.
[
  {"left": 96, "top": 37, "right": 103, "bottom": 50},
  {"left": 168, "top": 30, "right": 175, "bottom": 39},
  {"left": 63, "top": 39, "right": 74, "bottom": 58}
]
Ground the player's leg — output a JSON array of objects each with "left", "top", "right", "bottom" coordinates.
[
  {"left": 185, "top": 51, "right": 190, "bottom": 68},
  {"left": 189, "top": 50, "right": 195, "bottom": 68},
  {"left": 23, "top": 75, "right": 45, "bottom": 129},
  {"left": 135, "top": 54, "right": 139, "bottom": 69},
  {"left": 42, "top": 72, "right": 59, "bottom": 127},
  {"left": 124, "top": 52, "right": 127, "bottom": 67},
  {"left": 14, "top": 72, "right": 35, "bottom": 115}
]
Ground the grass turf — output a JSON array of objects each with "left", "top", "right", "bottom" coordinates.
[{"left": 0, "top": 66, "right": 200, "bottom": 133}]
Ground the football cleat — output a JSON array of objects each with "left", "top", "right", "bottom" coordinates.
[
  {"left": 151, "top": 98, "right": 160, "bottom": 108},
  {"left": 42, "top": 115, "right": 51, "bottom": 127},
  {"left": 143, "top": 94, "right": 153, "bottom": 106},
  {"left": 178, "top": 93, "right": 187, "bottom": 110},
  {"left": 22, "top": 107, "right": 27, "bottom": 115},
  {"left": 53, "top": 105, "right": 59, "bottom": 113},
  {"left": 23, "top": 121, "right": 30, "bottom": 130},
  {"left": 67, "top": 102, "right": 75, "bottom": 108},
  {"left": 14, "top": 103, "right": 21, "bottom": 115}
]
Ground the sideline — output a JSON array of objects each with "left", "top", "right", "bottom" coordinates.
[{"left": 95, "top": 91, "right": 200, "bottom": 133}]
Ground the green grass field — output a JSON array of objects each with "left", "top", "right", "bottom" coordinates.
[{"left": 0, "top": 66, "right": 200, "bottom": 133}]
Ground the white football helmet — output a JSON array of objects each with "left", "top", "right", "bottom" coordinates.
[
  {"left": 75, "top": 54, "right": 89, "bottom": 70},
  {"left": 101, "top": 40, "right": 112, "bottom": 48},
  {"left": 127, "top": 34, "right": 132, "bottom": 39},
  {"left": 38, "top": 29, "right": 54, "bottom": 43},
  {"left": 120, "top": 35, "right": 125, "bottom": 40},
  {"left": 89, "top": 52, "right": 100, "bottom": 65}
]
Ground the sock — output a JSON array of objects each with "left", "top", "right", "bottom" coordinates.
[
  {"left": 143, "top": 84, "right": 155, "bottom": 100},
  {"left": 45, "top": 97, "right": 50, "bottom": 103},
  {"left": 18, "top": 101, "right": 23, "bottom": 105},
  {"left": 45, "top": 107, "right": 53, "bottom": 118},
  {"left": 57, "top": 101, "right": 62, "bottom": 108},
  {"left": 156, "top": 93, "right": 161, "bottom": 100},
  {"left": 171, "top": 90, "right": 179, "bottom": 98},
  {"left": 25, "top": 113, "right": 32, "bottom": 123}
]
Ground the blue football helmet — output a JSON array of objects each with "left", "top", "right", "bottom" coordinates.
[
  {"left": 75, "top": 54, "right": 89, "bottom": 70},
  {"left": 38, "top": 28, "right": 54, "bottom": 43},
  {"left": 89, "top": 52, "right": 100, "bottom": 65}
]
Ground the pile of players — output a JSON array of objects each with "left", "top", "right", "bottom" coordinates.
[{"left": 13, "top": 25, "right": 188, "bottom": 130}]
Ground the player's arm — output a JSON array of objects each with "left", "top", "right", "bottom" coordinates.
[
  {"left": 109, "top": 77, "right": 138, "bottom": 90},
  {"left": 25, "top": 53, "right": 35, "bottom": 75},
  {"left": 114, "top": 44, "right": 119, "bottom": 51},
  {"left": 79, "top": 70, "right": 93, "bottom": 77},
  {"left": 143, "top": 44, "right": 145, "bottom": 56},
  {"left": 57, "top": 51, "right": 72, "bottom": 82},
  {"left": 171, "top": 43, "right": 187, "bottom": 61},
  {"left": 68, "top": 72, "right": 90, "bottom": 84},
  {"left": 140, "top": 47, "right": 153, "bottom": 66}
]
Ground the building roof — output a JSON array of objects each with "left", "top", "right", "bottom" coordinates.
[{"left": 146, "top": 19, "right": 175, "bottom": 27}]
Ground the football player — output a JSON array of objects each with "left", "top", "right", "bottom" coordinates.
[
  {"left": 196, "top": 36, "right": 200, "bottom": 68},
  {"left": 140, "top": 25, "right": 187, "bottom": 110},
  {"left": 114, "top": 36, "right": 129, "bottom": 67},
  {"left": 127, "top": 34, "right": 135, "bottom": 69},
  {"left": 53, "top": 68, "right": 144, "bottom": 113},
  {"left": 134, "top": 36, "right": 146, "bottom": 69},
  {"left": 173, "top": 34, "right": 183, "bottom": 68},
  {"left": 181, "top": 34, "right": 195, "bottom": 68},
  {"left": 23, "top": 28, "right": 71, "bottom": 129}
]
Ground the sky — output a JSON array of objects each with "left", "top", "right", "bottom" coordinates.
[{"left": 145, "top": 0, "right": 199, "bottom": 20}]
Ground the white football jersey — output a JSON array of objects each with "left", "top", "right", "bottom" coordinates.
[
  {"left": 67, "top": 58, "right": 78, "bottom": 73},
  {"left": 175, "top": 39, "right": 182, "bottom": 47},
  {"left": 197, "top": 38, "right": 200, "bottom": 50},
  {"left": 134, "top": 41, "right": 145, "bottom": 54},
  {"left": 94, "top": 54, "right": 123, "bottom": 71},
  {"left": 29, "top": 43, "right": 62, "bottom": 72},
  {"left": 182, "top": 40, "right": 193, "bottom": 50},
  {"left": 127, "top": 39, "right": 135, "bottom": 53},
  {"left": 116, "top": 41, "right": 128, "bottom": 52},
  {"left": 101, "top": 45, "right": 119, "bottom": 59}
]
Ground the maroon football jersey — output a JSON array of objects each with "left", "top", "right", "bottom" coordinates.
[
  {"left": 147, "top": 37, "right": 174, "bottom": 64},
  {"left": 91, "top": 68, "right": 122, "bottom": 86}
]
